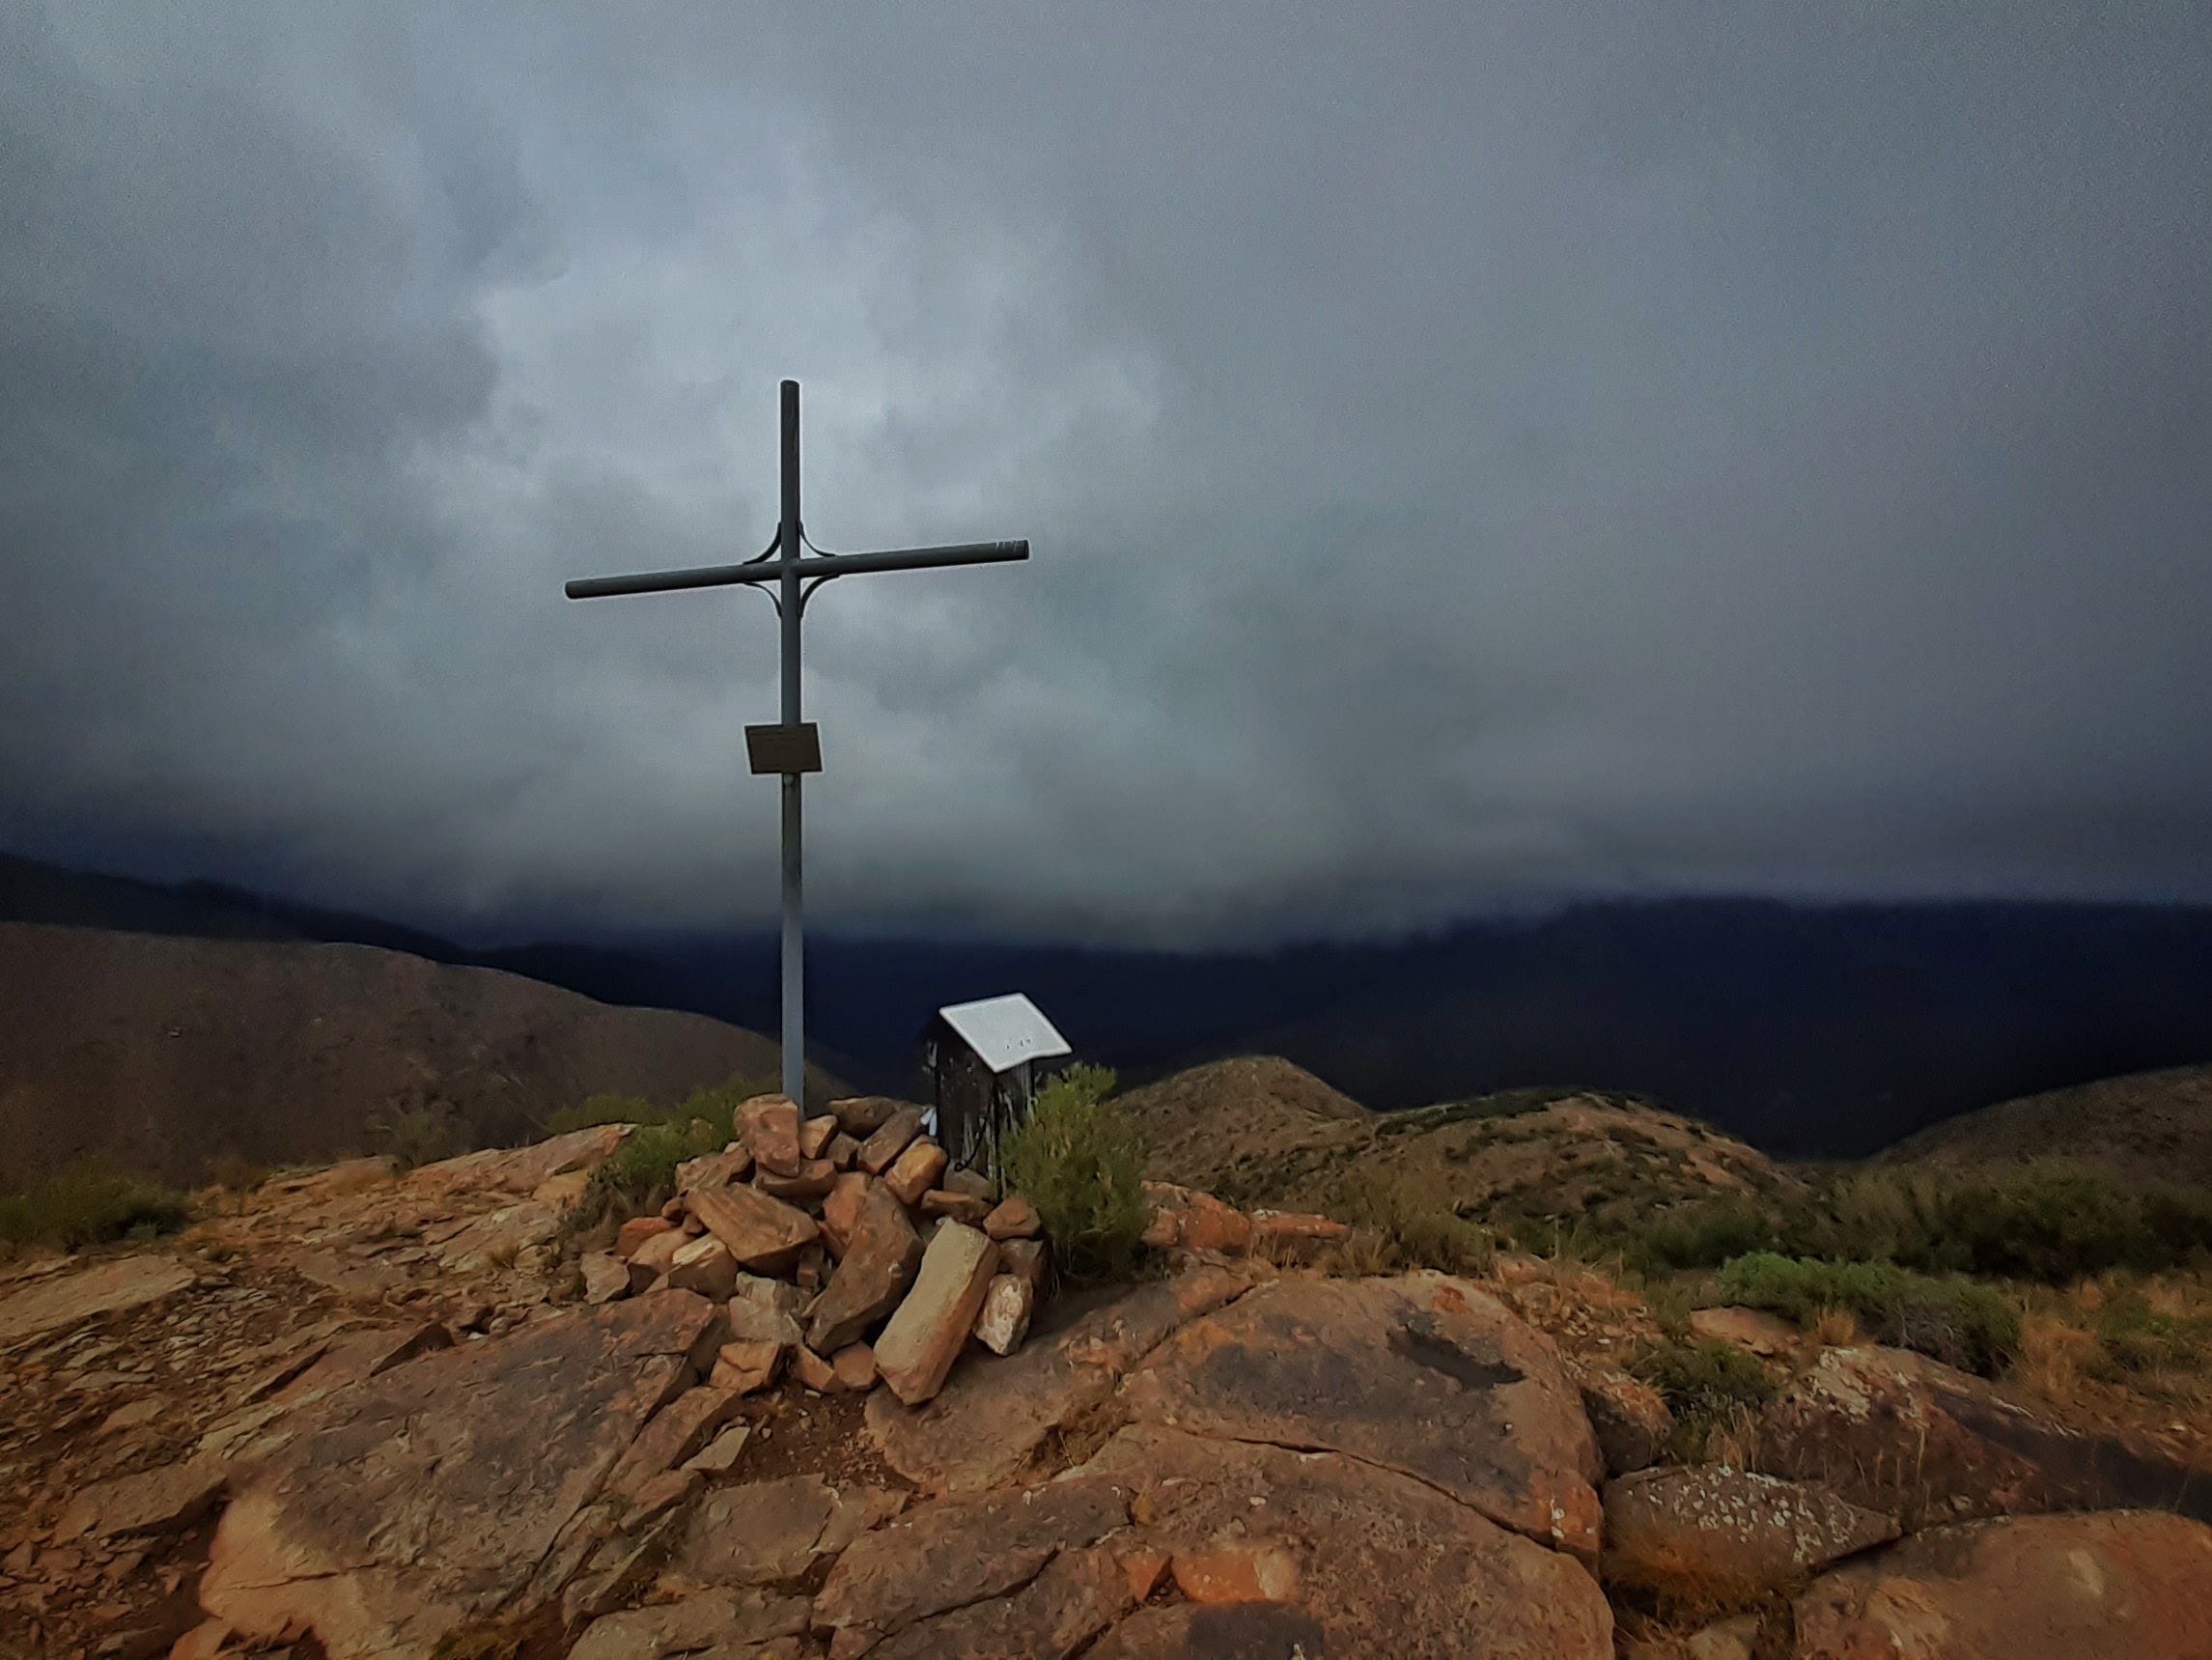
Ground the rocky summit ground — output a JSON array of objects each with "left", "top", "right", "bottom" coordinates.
[{"left": 5, "top": 1121, "right": 2212, "bottom": 1659}]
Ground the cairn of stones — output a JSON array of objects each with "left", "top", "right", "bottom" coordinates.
[{"left": 584, "top": 1095, "right": 1045, "bottom": 1405}]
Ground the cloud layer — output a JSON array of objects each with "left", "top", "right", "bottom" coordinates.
[{"left": 3, "top": 3, "right": 2207, "bottom": 944}]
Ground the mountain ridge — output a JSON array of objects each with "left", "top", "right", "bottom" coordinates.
[
  {"left": 0, "top": 920, "right": 843, "bottom": 1186},
  {"left": 10, "top": 854, "right": 2212, "bottom": 1158}
]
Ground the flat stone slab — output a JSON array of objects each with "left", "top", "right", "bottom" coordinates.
[
  {"left": 864, "top": 1265, "right": 1252, "bottom": 1495},
  {"left": 198, "top": 1291, "right": 722, "bottom": 1659},
  {"left": 1118, "top": 1271, "right": 1604, "bottom": 1557},
  {"left": 1759, "top": 1343, "right": 2212, "bottom": 1529},
  {"left": 813, "top": 1471, "right": 1139, "bottom": 1656},
  {"left": 1603, "top": 1466, "right": 1896, "bottom": 1602},
  {"left": 665, "top": 1476, "right": 904, "bottom": 1590},
  {"left": 402, "top": 1123, "right": 630, "bottom": 1200},
  {"left": 0, "top": 1253, "right": 196, "bottom": 1346},
  {"left": 1079, "top": 1425, "right": 1614, "bottom": 1658},
  {"left": 824, "top": 1418, "right": 1610, "bottom": 1658},
  {"left": 867, "top": 1546, "right": 1132, "bottom": 1659},
  {"left": 1792, "top": 1510, "right": 2212, "bottom": 1659},
  {"left": 572, "top": 1587, "right": 809, "bottom": 1660}
]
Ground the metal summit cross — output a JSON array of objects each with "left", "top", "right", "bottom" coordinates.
[{"left": 565, "top": 380, "right": 1030, "bottom": 1102}]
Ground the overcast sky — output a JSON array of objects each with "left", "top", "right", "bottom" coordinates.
[{"left": 2, "top": 4, "right": 2207, "bottom": 946}]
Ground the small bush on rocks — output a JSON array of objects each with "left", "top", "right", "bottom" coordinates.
[
  {"left": 367, "top": 1104, "right": 465, "bottom": 1173},
  {"left": 1717, "top": 1251, "right": 2021, "bottom": 1374},
  {"left": 1001, "top": 1064, "right": 1149, "bottom": 1283},
  {"left": 0, "top": 1160, "right": 191, "bottom": 1253},
  {"left": 546, "top": 1092, "right": 659, "bottom": 1135},
  {"left": 547, "top": 1075, "right": 776, "bottom": 1143},
  {"left": 550, "top": 1074, "right": 780, "bottom": 1244},
  {"left": 203, "top": 1153, "right": 271, "bottom": 1193},
  {"left": 1630, "top": 1337, "right": 1778, "bottom": 1460}
]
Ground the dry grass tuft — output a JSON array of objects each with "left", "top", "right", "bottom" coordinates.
[{"left": 1811, "top": 1306, "right": 1862, "bottom": 1347}]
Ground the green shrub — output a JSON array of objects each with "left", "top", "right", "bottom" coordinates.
[
  {"left": 1717, "top": 1252, "right": 2021, "bottom": 1374},
  {"left": 367, "top": 1104, "right": 465, "bottom": 1172},
  {"left": 1339, "top": 1168, "right": 1495, "bottom": 1274},
  {"left": 551, "top": 1075, "right": 778, "bottom": 1247},
  {"left": 546, "top": 1092, "right": 660, "bottom": 1134},
  {"left": 546, "top": 1076, "right": 775, "bottom": 1143},
  {"left": 0, "top": 1161, "right": 191, "bottom": 1252},
  {"left": 2140, "top": 1185, "right": 2212, "bottom": 1259},
  {"left": 1924, "top": 1165, "right": 2147, "bottom": 1280},
  {"left": 1614, "top": 1163, "right": 2212, "bottom": 1286},
  {"left": 1632, "top": 1194, "right": 1794, "bottom": 1271},
  {"left": 1630, "top": 1338, "right": 1778, "bottom": 1458},
  {"left": 1001, "top": 1063, "right": 1148, "bottom": 1283},
  {"left": 203, "top": 1153, "right": 271, "bottom": 1194},
  {"left": 2089, "top": 1289, "right": 2212, "bottom": 1377}
]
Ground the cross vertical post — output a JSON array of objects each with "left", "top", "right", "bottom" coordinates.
[
  {"left": 778, "top": 380, "right": 804, "bottom": 1103},
  {"left": 563, "top": 380, "right": 1030, "bottom": 1110}
]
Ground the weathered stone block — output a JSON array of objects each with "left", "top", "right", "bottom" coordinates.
[
  {"left": 616, "top": 1216, "right": 676, "bottom": 1258},
  {"left": 737, "top": 1095, "right": 803, "bottom": 1177},
  {"left": 821, "top": 1171, "right": 873, "bottom": 1256},
  {"left": 883, "top": 1139, "right": 949, "bottom": 1208},
  {"left": 711, "top": 1338, "right": 787, "bottom": 1395},
  {"left": 686, "top": 1184, "right": 818, "bottom": 1274},
  {"left": 856, "top": 1107, "right": 926, "bottom": 1175},
  {"left": 807, "top": 1184, "right": 924, "bottom": 1355},
  {"left": 973, "top": 1274, "right": 1035, "bottom": 1357},
  {"left": 875, "top": 1223, "right": 1000, "bottom": 1406},
  {"left": 665, "top": 1236, "right": 738, "bottom": 1302},
  {"left": 983, "top": 1196, "right": 1042, "bottom": 1241},
  {"left": 920, "top": 1189, "right": 992, "bottom": 1224}
]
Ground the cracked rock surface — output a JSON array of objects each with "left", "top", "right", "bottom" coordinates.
[{"left": 12, "top": 1119, "right": 2212, "bottom": 1658}]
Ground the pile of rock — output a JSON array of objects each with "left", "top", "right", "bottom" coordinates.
[{"left": 582, "top": 1095, "right": 1049, "bottom": 1407}]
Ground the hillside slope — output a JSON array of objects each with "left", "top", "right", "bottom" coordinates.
[
  {"left": 1120, "top": 1055, "right": 1797, "bottom": 1237},
  {"left": 1117, "top": 1055, "right": 1372, "bottom": 1183},
  {"left": 1883, "top": 1062, "right": 2212, "bottom": 1187},
  {"left": 0, "top": 922, "right": 839, "bottom": 1185}
]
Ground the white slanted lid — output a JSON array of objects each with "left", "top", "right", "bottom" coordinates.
[{"left": 934, "top": 992, "right": 1072, "bottom": 1074}]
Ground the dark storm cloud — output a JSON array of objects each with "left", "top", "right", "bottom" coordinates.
[{"left": 2, "top": 3, "right": 2207, "bottom": 944}]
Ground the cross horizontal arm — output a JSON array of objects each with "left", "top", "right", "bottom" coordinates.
[{"left": 565, "top": 539, "right": 1028, "bottom": 601}]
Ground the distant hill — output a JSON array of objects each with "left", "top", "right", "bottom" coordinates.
[
  {"left": 1118, "top": 1055, "right": 1797, "bottom": 1239},
  {"left": 0, "top": 922, "right": 842, "bottom": 1187},
  {"left": 1118, "top": 1055, "right": 1372, "bottom": 1188},
  {"left": 11, "top": 854, "right": 2212, "bottom": 1158},
  {"left": 1881, "top": 1063, "right": 2212, "bottom": 1188}
]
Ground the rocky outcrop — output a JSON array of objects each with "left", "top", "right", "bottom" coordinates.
[
  {"left": 864, "top": 1264, "right": 1253, "bottom": 1494},
  {"left": 1792, "top": 1509, "right": 2212, "bottom": 1659},
  {"left": 1603, "top": 1466, "right": 1897, "bottom": 1603},
  {"left": 1758, "top": 1344, "right": 2212, "bottom": 1528},
  {"left": 571, "top": 1587, "right": 809, "bottom": 1660},
  {"left": 26, "top": 1109, "right": 2212, "bottom": 1659},
  {"left": 1081, "top": 1425, "right": 1614, "bottom": 1658},
  {"left": 1119, "top": 1271, "right": 1605, "bottom": 1558},
  {"left": 666, "top": 1476, "right": 905, "bottom": 1590},
  {"left": 198, "top": 1291, "right": 724, "bottom": 1658},
  {"left": 813, "top": 1470, "right": 1137, "bottom": 1656},
  {"left": 54, "top": 1455, "right": 230, "bottom": 1542},
  {"left": 0, "top": 1253, "right": 197, "bottom": 1345}
]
